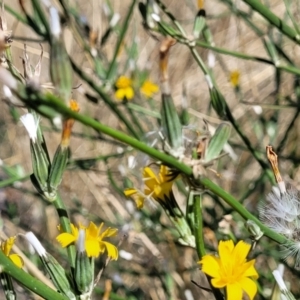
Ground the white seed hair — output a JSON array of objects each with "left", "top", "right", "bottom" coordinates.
[
  {"left": 20, "top": 113, "right": 39, "bottom": 143},
  {"left": 25, "top": 232, "right": 46, "bottom": 257},
  {"left": 76, "top": 229, "right": 85, "bottom": 253},
  {"left": 260, "top": 187, "right": 300, "bottom": 267},
  {"left": 49, "top": 7, "right": 61, "bottom": 38}
]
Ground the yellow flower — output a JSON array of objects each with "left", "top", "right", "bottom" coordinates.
[
  {"left": 56, "top": 222, "right": 118, "bottom": 259},
  {"left": 230, "top": 70, "right": 240, "bottom": 87},
  {"left": 140, "top": 80, "right": 159, "bottom": 98},
  {"left": 115, "top": 76, "right": 134, "bottom": 100},
  {"left": 124, "top": 165, "right": 176, "bottom": 209},
  {"left": 1, "top": 237, "right": 24, "bottom": 268},
  {"left": 199, "top": 240, "right": 258, "bottom": 300}
]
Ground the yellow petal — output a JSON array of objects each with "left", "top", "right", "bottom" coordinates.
[
  {"left": 218, "top": 240, "right": 234, "bottom": 262},
  {"left": 241, "top": 260, "right": 259, "bottom": 279},
  {"left": 85, "top": 239, "right": 100, "bottom": 257},
  {"left": 101, "top": 241, "right": 118, "bottom": 260},
  {"left": 124, "top": 188, "right": 138, "bottom": 196},
  {"left": 232, "top": 240, "right": 251, "bottom": 264},
  {"left": 199, "top": 255, "right": 221, "bottom": 278},
  {"left": 230, "top": 70, "right": 240, "bottom": 87},
  {"left": 136, "top": 195, "right": 145, "bottom": 209},
  {"left": 124, "top": 188, "right": 145, "bottom": 208},
  {"left": 240, "top": 277, "right": 257, "bottom": 300},
  {"left": 124, "top": 87, "right": 134, "bottom": 100},
  {"left": 9, "top": 254, "right": 24, "bottom": 268},
  {"left": 115, "top": 88, "right": 126, "bottom": 100},
  {"left": 56, "top": 232, "right": 76, "bottom": 247},
  {"left": 143, "top": 167, "right": 158, "bottom": 182},
  {"left": 116, "top": 76, "right": 132, "bottom": 88},
  {"left": 102, "top": 228, "right": 118, "bottom": 238},
  {"left": 226, "top": 282, "right": 243, "bottom": 300},
  {"left": 2, "top": 237, "right": 16, "bottom": 256},
  {"left": 70, "top": 223, "right": 80, "bottom": 236},
  {"left": 86, "top": 221, "right": 99, "bottom": 239},
  {"left": 211, "top": 277, "right": 227, "bottom": 288},
  {"left": 140, "top": 81, "right": 159, "bottom": 97},
  {"left": 159, "top": 165, "right": 171, "bottom": 182}
]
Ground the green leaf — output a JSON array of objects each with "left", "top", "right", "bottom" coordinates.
[{"left": 205, "top": 123, "right": 231, "bottom": 163}]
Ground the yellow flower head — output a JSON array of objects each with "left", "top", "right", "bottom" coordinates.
[
  {"left": 115, "top": 76, "right": 134, "bottom": 100},
  {"left": 1, "top": 237, "right": 24, "bottom": 268},
  {"left": 56, "top": 222, "right": 118, "bottom": 259},
  {"left": 124, "top": 165, "right": 176, "bottom": 209},
  {"left": 140, "top": 80, "right": 159, "bottom": 98},
  {"left": 199, "top": 240, "right": 258, "bottom": 300},
  {"left": 230, "top": 70, "right": 240, "bottom": 88}
]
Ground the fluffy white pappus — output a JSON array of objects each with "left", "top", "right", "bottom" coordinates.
[
  {"left": 20, "top": 113, "right": 40, "bottom": 142},
  {"left": 260, "top": 189, "right": 300, "bottom": 224},
  {"left": 281, "top": 241, "right": 300, "bottom": 269},
  {"left": 260, "top": 187, "right": 300, "bottom": 267}
]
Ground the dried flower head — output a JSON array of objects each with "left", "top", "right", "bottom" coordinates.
[
  {"left": 261, "top": 146, "right": 300, "bottom": 267},
  {"left": 260, "top": 187, "right": 300, "bottom": 266}
]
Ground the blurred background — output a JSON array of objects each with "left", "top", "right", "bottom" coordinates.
[{"left": 1, "top": 0, "right": 300, "bottom": 299}]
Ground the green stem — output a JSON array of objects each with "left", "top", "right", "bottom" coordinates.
[
  {"left": 52, "top": 194, "right": 76, "bottom": 269},
  {"left": 21, "top": 91, "right": 288, "bottom": 245},
  {"left": 124, "top": 104, "right": 144, "bottom": 138},
  {"left": 190, "top": 47, "right": 273, "bottom": 181},
  {"left": 106, "top": 0, "right": 136, "bottom": 81},
  {"left": 0, "top": 174, "right": 30, "bottom": 188},
  {"left": 224, "top": 105, "right": 273, "bottom": 181},
  {"left": 193, "top": 192, "right": 205, "bottom": 258},
  {"left": 71, "top": 59, "right": 140, "bottom": 139},
  {"left": 155, "top": 0, "right": 186, "bottom": 36},
  {"left": 199, "top": 177, "right": 287, "bottom": 244},
  {"left": 0, "top": 251, "right": 68, "bottom": 300},
  {"left": 193, "top": 194, "right": 223, "bottom": 300},
  {"left": 4, "top": 4, "right": 27, "bottom": 23},
  {"left": 5, "top": 48, "right": 23, "bottom": 82},
  {"left": 242, "top": 0, "right": 300, "bottom": 43},
  {"left": 30, "top": 0, "right": 50, "bottom": 36}
]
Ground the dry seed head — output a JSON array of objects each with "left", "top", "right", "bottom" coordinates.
[
  {"left": 266, "top": 145, "right": 286, "bottom": 193},
  {"left": 261, "top": 147, "right": 300, "bottom": 267},
  {"left": 260, "top": 188, "right": 300, "bottom": 237}
]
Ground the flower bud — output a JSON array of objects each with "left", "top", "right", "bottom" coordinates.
[{"left": 74, "top": 229, "right": 94, "bottom": 296}]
